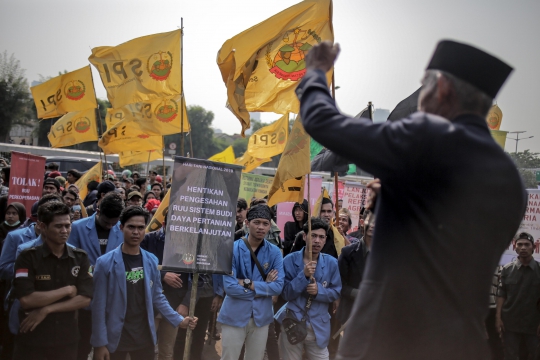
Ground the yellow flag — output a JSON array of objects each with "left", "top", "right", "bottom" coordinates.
[
  {"left": 247, "top": 114, "right": 288, "bottom": 158},
  {"left": 313, "top": 188, "right": 345, "bottom": 255},
  {"left": 75, "top": 162, "right": 102, "bottom": 201},
  {"left": 31, "top": 66, "right": 97, "bottom": 119},
  {"left": 235, "top": 152, "right": 272, "bottom": 173},
  {"left": 119, "top": 149, "right": 163, "bottom": 167},
  {"left": 89, "top": 30, "right": 181, "bottom": 108},
  {"left": 106, "top": 108, "right": 122, "bottom": 131},
  {"left": 48, "top": 108, "right": 98, "bottom": 148},
  {"left": 208, "top": 146, "right": 236, "bottom": 164},
  {"left": 268, "top": 117, "right": 310, "bottom": 206},
  {"left": 486, "top": 104, "right": 503, "bottom": 130},
  {"left": 217, "top": 0, "right": 333, "bottom": 136},
  {"left": 106, "top": 94, "right": 190, "bottom": 135},
  {"left": 146, "top": 189, "right": 170, "bottom": 233},
  {"left": 98, "top": 121, "right": 163, "bottom": 154}
]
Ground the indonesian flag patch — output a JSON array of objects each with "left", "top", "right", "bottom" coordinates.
[{"left": 15, "top": 269, "right": 28, "bottom": 278}]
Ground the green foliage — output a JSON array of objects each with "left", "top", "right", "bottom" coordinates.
[
  {"left": 0, "top": 51, "right": 31, "bottom": 142},
  {"left": 232, "top": 137, "right": 248, "bottom": 157},
  {"left": 508, "top": 150, "right": 540, "bottom": 169},
  {"left": 165, "top": 105, "right": 222, "bottom": 159}
]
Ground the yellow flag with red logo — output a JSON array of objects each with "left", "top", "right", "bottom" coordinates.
[
  {"left": 146, "top": 189, "right": 170, "bottom": 233},
  {"left": 98, "top": 120, "right": 163, "bottom": 154},
  {"left": 486, "top": 104, "right": 503, "bottom": 130},
  {"left": 106, "top": 94, "right": 190, "bottom": 135},
  {"left": 119, "top": 149, "right": 163, "bottom": 167},
  {"left": 48, "top": 108, "right": 98, "bottom": 148},
  {"left": 235, "top": 152, "right": 272, "bottom": 173},
  {"left": 75, "top": 162, "right": 102, "bottom": 201},
  {"left": 268, "top": 117, "right": 310, "bottom": 206},
  {"left": 217, "top": 0, "right": 333, "bottom": 136},
  {"left": 247, "top": 114, "right": 288, "bottom": 158},
  {"left": 31, "top": 66, "right": 97, "bottom": 119},
  {"left": 89, "top": 29, "right": 181, "bottom": 108},
  {"left": 208, "top": 146, "right": 236, "bottom": 164}
]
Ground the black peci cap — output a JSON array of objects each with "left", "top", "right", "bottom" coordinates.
[{"left": 426, "top": 40, "right": 513, "bottom": 98}]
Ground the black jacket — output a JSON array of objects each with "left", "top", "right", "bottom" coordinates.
[
  {"left": 336, "top": 239, "right": 369, "bottom": 324},
  {"left": 297, "top": 69, "right": 527, "bottom": 360}
]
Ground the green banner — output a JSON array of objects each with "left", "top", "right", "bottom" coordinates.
[{"left": 238, "top": 173, "right": 274, "bottom": 201}]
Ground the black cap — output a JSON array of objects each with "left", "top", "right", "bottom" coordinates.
[
  {"left": 97, "top": 180, "right": 116, "bottom": 197},
  {"left": 516, "top": 232, "right": 534, "bottom": 245},
  {"left": 426, "top": 40, "right": 513, "bottom": 98},
  {"left": 43, "top": 178, "right": 60, "bottom": 191}
]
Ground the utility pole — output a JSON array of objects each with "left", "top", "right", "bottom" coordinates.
[{"left": 507, "top": 131, "right": 534, "bottom": 153}]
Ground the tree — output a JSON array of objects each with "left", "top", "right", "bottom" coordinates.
[
  {"left": 0, "top": 51, "right": 31, "bottom": 142},
  {"left": 508, "top": 150, "right": 540, "bottom": 189},
  {"left": 165, "top": 105, "right": 224, "bottom": 159}
]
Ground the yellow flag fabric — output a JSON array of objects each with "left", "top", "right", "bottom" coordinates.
[
  {"left": 312, "top": 187, "right": 328, "bottom": 219},
  {"left": 89, "top": 30, "right": 181, "bottom": 108},
  {"left": 312, "top": 187, "right": 345, "bottom": 255},
  {"left": 247, "top": 114, "right": 289, "bottom": 158},
  {"left": 486, "top": 104, "right": 503, "bottom": 130},
  {"left": 48, "top": 108, "right": 98, "bottom": 148},
  {"left": 217, "top": 0, "right": 333, "bottom": 136},
  {"left": 106, "top": 94, "right": 190, "bottom": 135},
  {"left": 75, "top": 162, "right": 102, "bottom": 201},
  {"left": 146, "top": 189, "right": 170, "bottom": 233},
  {"left": 31, "top": 66, "right": 97, "bottom": 119},
  {"left": 208, "top": 146, "right": 236, "bottom": 164},
  {"left": 106, "top": 108, "right": 122, "bottom": 131},
  {"left": 98, "top": 121, "right": 163, "bottom": 154},
  {"left": 119, "top": 149, "right": 163, "bottom": 167},
  {"left": 268, "top": 117, "right": 310, "bottom": 206},
  {"left": 235, "top": 152, "right": 272, "bottom": 173}
]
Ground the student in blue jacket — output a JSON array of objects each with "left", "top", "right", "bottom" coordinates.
[
  {"left": 68, "top": 192, "right": 125, "bottom": 360},
  {"left": 275, "top": 217, "right": 341, "bottom": 360},
  {"left": 218, "top": 204, "right": 284, "bottom": 360},
  {"left": 91, "top": 206, "right": 197, "bottom": 360}
]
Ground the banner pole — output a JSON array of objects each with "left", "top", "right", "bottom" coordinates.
[
  {"left": 183, "top": 272, "right": 199, "bottom": 360},
  {"left": 180, "top": 18, "right": 185, "bottom": 156},
  {"left": 162, "top": 136, "right": 167, "bottom": 188},
  {"left": 307, "top": 174, "right": 312, "bottom": 262},
  {"left": 89, "top": 67, "right": 108, "bottom": 177},
  {"left": 189, "top": 131, "right": 194, "bottom": 158},
  {"left": 331, "top": 71, "right": 339, "bottom": 214},
  {"left": 146, "top": 151, "right": 151, "bottom": 179}
]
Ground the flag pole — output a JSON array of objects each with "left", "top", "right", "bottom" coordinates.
[
  {"left": 189, "top": 131, "right": 194, "bottom": 158},
  {"left": 89, "top": 67, "right": 108, "bottom": 176},
  {"left": 307, "top": 174, "right": 312, "bottom": 262},
  {"left": 331, "top": 72, "right": 339, "bottom": 214},
  {"left": 180, "top": 18, "right": 185, "bottom": 157},
  {"left": 162, "top": 136, "right": 167, "bottom": 188},
  {"left": 183, "top": 272, "right": 199, "bottom": 360},
  {"left": 146, "top": 151, "right": 151, "bottom": 179}
]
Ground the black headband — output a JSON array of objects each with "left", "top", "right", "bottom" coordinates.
[{"left": 247, "top": 204, "right": 272, "bottom": 221}]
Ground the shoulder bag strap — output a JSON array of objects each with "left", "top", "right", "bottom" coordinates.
[{"left": 242, "top": 237, "right": 267, "bottom": 281}]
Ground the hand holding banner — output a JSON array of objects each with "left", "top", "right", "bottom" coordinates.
[
  {"left": 48, "top": 108, "right": 98, "bottom": 148},
  {"left": 31, "top": 66, "right": 97, "bottom": 119}
]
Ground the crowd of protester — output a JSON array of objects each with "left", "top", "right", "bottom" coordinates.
[{"left": 0, "top": 161, "right": 536, "bottom": 360}]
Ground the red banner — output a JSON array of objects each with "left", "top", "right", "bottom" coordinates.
[{"left": 8, "top": 152, "right": 46, "bottom": 218}]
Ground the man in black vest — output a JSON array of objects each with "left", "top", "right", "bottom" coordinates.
[{"left": 297, "top": 40, "right": 526, "bottom": 359}]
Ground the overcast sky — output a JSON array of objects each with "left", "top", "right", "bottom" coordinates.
[{"left": 1, "top": 0, "right": 539, "bottom": 153}]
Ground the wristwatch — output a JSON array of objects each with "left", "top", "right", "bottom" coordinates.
[{"left": 243, "top": 279, "right": 252, "bottom": 290}]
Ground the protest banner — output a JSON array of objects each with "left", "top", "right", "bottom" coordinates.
[
  {"left": 8, "top": 152, "right": 46, "bottom": 218},
  {"left": 341, "top": 182, "right": 368, "bottom": 232},
  {"left": 89, "top": 29, "right": 181, "bottom": 108},
  {"left": 328, "top": 180, "right": 344, "bottom": 205},
  {"left": 276, "top": 175, "right": 322, "bottom": 233},
  {"left": 500, "top": 189, "right": 540, "bottom": 264},
  {"left": 238, "top": 173, "right": 273, "bottom": 201},
  {"left": 162, "top": 157, "right": 242, "bottom": 274}
]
